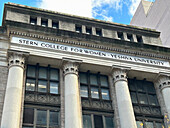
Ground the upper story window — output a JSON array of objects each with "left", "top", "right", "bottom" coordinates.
[
  {"left": 30, "top": 17, "right": 37, "bottom": 25},
  {"left": 96, "top": 28, "right": 102, "bottom": 36},
  {"left": 26, "top": 64, "right": 59, "bottom": 94},
  {"left": 23, "top": 107, "right": 60, "bottom": 128},
  {"left": 41, "top": 19, "right": 48, "bottom": 27},
  {"left": 127, "top": 33, "right": 133, "bottom": 42},
  {"left": 136, "top": 35, "right": 143, "bottom": 43},
  {"left": 52, "top": 21, "right": 59, "bottom": 29},
  {"left": 80, "top": 72, "right": 110, "bottom": 100},
  {"left": 75, "top": 25, "right": 82, "bottom": 33},
  {"left": 86, "top": 27, "right": 92, "bottom": 35},
  {"left": 117, "top": 32, "right": 124, "bottom": 40}
]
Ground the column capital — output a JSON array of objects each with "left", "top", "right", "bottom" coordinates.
[
  {"left": 155, "top": 73, "right": 170, "bottom": 91},
  {"left": 8, "top": 50, "right": 29, "bottom": 69},
  {"left": 62, "top": 58, "right": 82, "bottom": 76},
  {"left": 112, "top": 65, "right": 131, "bottom": 83}
]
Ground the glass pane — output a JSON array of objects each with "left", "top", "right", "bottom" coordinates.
[
  {"left": 50, "top": 69, "right": 59, "bottom": 80},
  {"left": 27, "top": 66, "right": 35, "bottom": 77},
  {"left": 23, "top": 108, "right": 34, "bottom": 124},
  {"left": 80, "top": 73, "right": 87, "bottom": 84},
  {"left": 50, "top": 111, "right": 59, "bottom": 126},
  {"left": 146, "top": 82, "right": 155, "bottom": 93},
  {"left": 91, "top": 87, "right": 99, "bottom": 99},
  {"left": 50, "top": 82, "right": 58, "bottom": 94},
  {"left": 138, "top": 93, "right": 148, "bottom": 104},
  {"left": 145, "top": 122, "right": 154, "bottom": 128},
  {"left": 36, "top": 110, "right": 47, "bottom": 125},
  {"left": 136, "top": 81, "right": 145, "bottom": 92},
  {"left": 100, "top": 76, "right": 108, "bottom": 87},
  {"left": 26, "top": 79, "right": 35, "bottom": 91},
  {"left": 136, "top": 121, "right": 144, "bottom": 128},
  {"left": 128, "top": 79, "right": 136, "bottom": 91},
  {"left": 101, "top": 89, "right": 110, "bottom": 100},
  {"left": 38, "top": 80, "right": 47, "bottom": 92},
  {"left": 148, "top": 95, "right": 158, "bottom": 105},
  {"left": 39, "top": 67, "right": 47, "bottom": 79},
  {"left": 94, "top": 115, "right": 103, "bottom": 128},
  {"left": 80, "top": 86, "right": 88, "bottom": 97},
  {"left": 130, "top": 92, "right": 138, "bottom": 103},
  {"left": 105, "top": 117, "right": 114, "bottom": 128},
  {"left": 90, "top": 74, "right": 98, "bottom": 85},
  {"left": 155, "top": 123, "right": 164, "bottom": 128},
  {"left": 83, "top": 115, "right": 92, "bottom": 128}
]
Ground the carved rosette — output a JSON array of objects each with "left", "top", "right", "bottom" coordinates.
[
  {"left": 112, "top": 69, "right": 128, "bottom": 83},
  {"left": 8, "top": 50, "right": 29, "bottom": 69},
  {"left": 155, "top": 75, "right": 170, "bottom": 91}
]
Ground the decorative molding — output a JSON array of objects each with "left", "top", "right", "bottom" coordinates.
[
  {"left": 155, "top": 75, "right": 170, "bottom": 91},
  {"left": 8, "top": 50, "right": 29, "bottom": 69},
  {"left": 62, "top": 58, "right": 82, "bottom": 76},
  {"left": 9, "top": 31, "right": 170, "bottom": 60}
]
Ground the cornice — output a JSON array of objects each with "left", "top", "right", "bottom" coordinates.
[{"left": 9, "top": 30, "right": 170, "bottom": 61}]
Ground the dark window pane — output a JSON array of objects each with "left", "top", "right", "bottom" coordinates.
[
  {"left": 128, "top": 79, "right": 136, "bottom": 91},
  {"left": 146, "top": 82, "right": 155, "bottom": 93},
  {"left": 148, "top": 95, "right": 158, "bottom": 106},
  {"left": 130, "top": 92, "right": 138, "bottom": 103},
  {"left": 76, "top": 25, "right": 82, "bottom": 33},
  {"left": 136, "top": 121, "right": 144, "bottom": 128},
  {"left": 86, "top": 27, "right": 92, "bottom": 34},
  {"left": 145, "top": 122, "right": 154, "bottom": 128},
  {"left": 105, "top": 117, "right": 114, "bottom": 128},
  {"left": 83, "top": 115, "right": 92, "bottom": 128},
  {"left": 50, "top": 82, "right": 58, "bottom": 94},
  {"left": 36, "top": 110, "right": 47, "bottom": 125},
  {"left": 136, "top": 81, "right": 145, "bottom": 92},
  {"left": 41, "top": 20, "right": 48, "bottom": 27},
  {"left": 155, "top": 123, "right": 164, "bottom": 128},
  {"left": 80, "top": 73, "right": 87, "bottom": 84},
  {"left": 39, "top": 67, "right": 47, "bottom": 79},
  {"left": 50, "top": 69, "right": 59, "bottom": 80},
  {"left": 100, "top": 76, "right": 108, "bottom": 87},
  {"left": 38, "top": 80, "right": 47, "bottom": 92},
  {"left": 26, "top": 79, "right": 35, "bottom": 91},
  {"left": 27, "top": 66, "right": 35, "bottom": 77},
  {"left": 91, "top": 87, "right": 99, "bottom": 99},
  {"left": 101, "top": 89, "right": 110, "bottom": 100},
  {"left": 50, "top": 111, "right": 59, "bottom": 126},
  {"left": 96, "top": 29, "right": 102, "bottom": 36},
  {"left": 30, "top": 17, "right": 37, "bottom": 25},
  {"left": 94, "top": 115, "right": 103, "bottom": 128},
  {"left": 80, "top": 86, "right": 88, "bottom": 97},
  {"left": 52, "top": 22, "right": 58, "bottom": 29},
  {"left": 138, "top": 93, "right": 148, "bottom": 104},
  {"left": 23, "top": 108, "right": 34, "bottom": 124},
  {"left": 90, "top": 75, "right": 98, "bottom": 85}
]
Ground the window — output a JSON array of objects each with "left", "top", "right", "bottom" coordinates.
[
  {"left": 136, "top": 35, "right": 143, "bottom": 43},
  {"left": 23, "top": 107, "right": 60, "bottom": 128},
  {"left": 96, "top": 28, "right": 102, "bottom": 36},
  {"left": 80, "top": 72, "right": 110, "bottom": 100},
  {"left": 75, "top": 25, "right": 82, "bottom": 33},
  {"left": 128, "top": 78, "right": 164, "bottom": 127},
  {"left": 41, "top": 19, "right": 48, "bottom": 27},
  {"left": 83, "top": 114, "right": 114, "bottom": 128},
  {"left": 127, "top": 34, "right": 133, "bottom": 41},
  {"left": 86, "top": 27, "right": 92, "bottom": 34},
  {"left": 52, "top": 21, "right": 59, "bottom": 29},
  {"left": 30, "top": 17, "right": 37, "bottom": 25},
  {"left": 117, "top": 32, "right": 124, "bottom": 40},
  {"left": 26, "top": 64, "right": 59, "bottom": 94}
]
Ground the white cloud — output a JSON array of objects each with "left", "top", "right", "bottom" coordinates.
[
  {"left": 38, "top": 0, "right": 93, "bottom": 18},
  {"left": 129, "top": 0, "right": 141, "bottom": 16}
]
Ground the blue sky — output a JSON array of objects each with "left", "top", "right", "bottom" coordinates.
[{"left": 0, "top": 0, "right": 155, "bottom": 26}]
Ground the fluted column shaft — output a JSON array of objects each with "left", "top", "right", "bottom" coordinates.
[
  {"left": 63, "top": 60, "right": 82, "bottom": 128},
  {"left": 112, "top": 68, "right": 137, "bottom": 128},
  {"left": 1, "top": 51, "right": 28, "bottom": 128},
  {"left": 156, "top": 75, "right": 170, "bottom": 119}
]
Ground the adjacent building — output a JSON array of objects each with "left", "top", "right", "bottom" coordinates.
[
  {"left": 0, "top": 2, "right": 170, "bottom": 128},
  {"left": 131, "top": 0, "right": 170, "bottom": 47}
]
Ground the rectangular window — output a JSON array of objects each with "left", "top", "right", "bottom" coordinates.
[
  {"left": 27, "top": 66, "right": 36, "bottom": 77},
  {"left": 80, "top": 73, "right": 87, "bottom": 84},
  {"left": 94, "top": 115, "right": 103, "bottom": 128},
  {"left": 105, "top": 117, "right": 114, "bottom": 128},
  {"left": 41, "top": 19, "right": 48, "bottom": 27},
  {"left": 100, "top": 76, "right": 108, "bottom": 87},
  {"left": 136, "top": 121, "right": 143, "bottom": 128},
  {"left": 49, "top": 111, "right": 59, "bottom": 126},
  {"left": 26, "top": 79, "right": 35, "bottom": 91},
  {"left": 80, "top": 86, "right": 88, "bottom": 98},
  {"left": 39, "top": 67, "right": 47, "bottom": 79},
  {"left": 145, "top": 122, "right": 154, "bottom": 128},
  {"left": 52, "top": 21, "right": 59, "bottom": 29},
  {"left": 38, "top": 80, "right": 47, "bottom": 92},
  {"left": 23, "top": 108, "right": 34, "bottom": 124},
  {"left": 30, "top": 17, "right": 37, "bottom": 25},
  {"left": 37, "top": 110, "right": 47, "bottom": 125},
  {"left": 50, "top": 69, "right": 59, "bottom": 80},
  {"left": 117, "top": 32, "right": 124, "bottom": 40},
  {"left": 86, "top": 27, "right": 92, "bottom": 34},
  {"left": 50, "top": 82, "right": 59, "bottom": 94},
  {"left": 91, "top": 87, "right": 99, "bottom": 99},
  {"left": 83, "top": 115, "right": 92, "bottom": 128},
  {"left": 90, "top": 74, "right": 98, "bottom": 85},
  {"left": 138, "top": 93, "right": 148, "bottom": 104},
  {"left": 101, "top": 89, "right": 110, "bottom": 100},
  {"left": 96, "top": 28, "right": 102, "bottom": 36},
  {"left": 136, "top": 35, "right": 143, "bottom": 43},
  {"left": 76, "top": 25, "right": 82, "bottom": 33},
  {"left": 127, "top": 34, "right": 133, "bottom": 41}
]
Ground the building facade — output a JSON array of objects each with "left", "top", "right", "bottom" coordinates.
[
  {"left": 0, "top": 2, "right": 170, "bottom": 128},
  {"left": 131, "top": 0, "right": 170, "bottom": 47}
]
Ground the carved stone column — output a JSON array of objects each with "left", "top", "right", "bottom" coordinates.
[
  {"left": 1, "top": 50, "right": 29, "bottom": 128},
  {"left": 156, "top": 74, "right": 170, "bottom": 119},
  {"left": 63, "top": 59, "right": 82, "bottom": 128},
  {"left": 112, "top": 66, "right": 137, "bottom": 128}
]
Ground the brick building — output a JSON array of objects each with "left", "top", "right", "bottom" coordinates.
[{"left": 0, "top": 2, "right": 170, "bottom": 128}]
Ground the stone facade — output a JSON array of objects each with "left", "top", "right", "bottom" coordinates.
[{"left": 0, "top": 2, "right": 170, "bottom": 128}]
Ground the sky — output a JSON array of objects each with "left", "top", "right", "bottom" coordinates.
[{"left": 0, "top": 0, "right": 155, "bottom": 26}]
